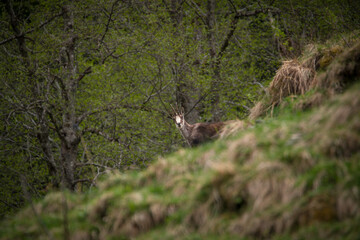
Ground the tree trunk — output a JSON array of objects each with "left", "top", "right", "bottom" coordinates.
[
  {"left": 59, "top": 4, "right": 80, "bottom": 190},
  {"left": 60, "top": 129, "right": 78, "bottom": 190},
  {"left": 5, "top": 0, "right": 60, "bottom": 186},
  {"left": 37, "top": 127, "right": 60, "bottom": 186}
]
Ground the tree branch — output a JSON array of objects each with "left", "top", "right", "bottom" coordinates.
[
  {"left": 77, "top": 103, "right": 168, "bottom": 124},
  {"left": 98, "top": 0, "right": 120, "bottom": 47},
  {"left": 72, "top": 178, "right": 92, "bottom": 187},
  {"left": 0, "top": 11, "right": 63, "bottom": 46},
  {"left": 76, "top": 66, "right": 92, "bottom": 83},
  {"left": 185, "top": 0, "right": 207, "bottom": 25},
  {"left": 50, "top": 74, "right": 69, "bottom": 102},
  {"left": 5, "top": 0, "right": 29, "bottom": 66},
  {"left": 75, "top": 162, "right": 113, "bottom": 169},
  {"left": 77, "top": 105, "right": 120, "bottom": 124},
  {"left": 82, "top": 127, "right": 122, "bottom": 143},
  {"left": 47, "top": 109, "right": 65, "bottom": 142},
  {"left": 216, "top": 7, "right": 280, "bottom": 64}
]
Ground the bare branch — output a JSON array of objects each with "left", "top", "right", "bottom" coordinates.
[
  {"left": 46, "top": 109, "right": 65, "bottom": 141},
  {"left": 4, "top": 0, "right": 29, "bottom": 66},
  {"left": 185, "top": 89, "right": 211, "bottom": 117},
  {"left": 72, "top": 178, "right": 93, "bottom": 187},
  {"left": 82, "top": 127, "right": 122, "bottom": 143},
  {"left": 75, "top": 162, "right": 113, "bottom": 169},
  {"left": 0, "top": 199, "right": 19, "bottom": 209},
  {"left": 77, "top": 103, "right": 168, "bottom": 124},
  {"left": 50, "top": 74, "right": 69, "bottom": 102},
  {"left": 76, "top": 66, "right": 92, "bottom": 83},
  {"left": 253, "top": 77, "right": 267, "bottom": 93},
  {"left": 227, "top": 0, "right": 237, "bottom": 12},
  {"left": 185, "top": 0, "right": 207, "bottom": 25},
  {"left": 77, "top": 105, "right": 120, "bottom": 124},
  {"left": 0, "top": 10, "right": 63, "bottom": 46},
  {"left": 216, "top": 7, "right": 280, "bottom": 64},
  {"left": 98, "top": 0, "right": 120, "bottom": 47},
  {"left": 0, "top": 36, "right": 17, "bottom": 46}
]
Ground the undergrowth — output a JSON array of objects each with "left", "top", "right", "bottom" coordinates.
[{"left": 1, "top": 40, "right": 360, "bottom": 240}]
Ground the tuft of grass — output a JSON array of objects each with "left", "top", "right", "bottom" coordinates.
[
  {"left": 249, "top": 39, "right": 360, "bottom": 121},
  {"left": 218, "top": 120, "right": 251, "bottom": 139},
  {"left": 268, "top": 60, "right": 316, "bottom": 106},
  {"left": 249, "top": 101, "right": 268, "bottom": 120},
  {"left": 312, "top": 41, "right": 360, "bottom": 94}
]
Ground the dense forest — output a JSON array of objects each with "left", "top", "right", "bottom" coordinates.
[{"left": 1, "top": 0, "right": 360, "bottom": 237}]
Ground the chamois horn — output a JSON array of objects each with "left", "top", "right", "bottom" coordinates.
[{"left": 170, "top": 103, "right": 184, "bottom": 118}]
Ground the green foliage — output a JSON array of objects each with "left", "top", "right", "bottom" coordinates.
[
  {"left": 1, "top": 0, "right": 359, "bottom": 219},
  {"left": 1, "top": 76, "right": 360, "bottom": 239}
]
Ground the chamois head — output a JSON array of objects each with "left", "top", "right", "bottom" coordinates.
[{"left": 170, "top": 104, "right": 186, "bottom": 129}]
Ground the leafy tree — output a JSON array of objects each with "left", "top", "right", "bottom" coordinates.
[{"left": 1, "top": 0, "right": 359, "bottom": 218}]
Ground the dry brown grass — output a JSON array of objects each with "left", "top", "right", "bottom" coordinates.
[
  {"left": 225, "top": 133, "right": 258, "bottom": 163},
  {"left": 268, "top": 60, "right": 316, "bottom": 106},
  {"left": 312, "top": 41, "right": 360, "bottom": 94},
  {"left": 301, "top": 44, "right": 344, "bottom": 71},
  {"left": 301, "top": 44, "right": 322, "bottom": 70},
  {"left": 296, "top": 194, "right": 337, "bottom": 226},
  {"left": 71, "top": 231, "right": 93, "bottom": 240},
  {"left": 294, "top": 91, "right": 325, "bottom": 110},
  {"left": 248, "top": 101, "right": 267, "bottom": 121},
  {"left": 308, "top": 86, "right": 360, "bottom": 158},
  {"left": 119, "top": 211, "right": 153, "bottom": 237},
  {"left": 183, "top": 84, "right": 360, "bottom": 238},
  {"left": 318, "top": 45, "right": 344, "bottom": 69},
  {"left": 190, "top": 153, "right": 359, "bottom": 239},
  {"left": 218, "top": 120, "right": 250, "bottom": 139},
  {"left": 295, "top": 40, "right": 360, "bottom": 110},
  {"left": 181, "top": 131, "right": 308, "bottom": 238},
  {"left": 248, "top": 40, "right": 360, "bottom": 121},
  {"left": 248, "top": 59, "right": 316, "bottom": 120},
  {"left": 337, "top": 188, "right": 360, "bottom": 220},
  {"left": 89, "top": 193, "right": 113, "bottom": 222},
  {"left": 226, "top": 160, "right": 306, "bottom": 238},
  {"left": 100, "top": 202, "right": 176, "bottom": 239}
]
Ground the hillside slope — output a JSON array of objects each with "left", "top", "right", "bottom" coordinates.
[{"left": 1, "top": 40, "right": 360, "bottom": 240}]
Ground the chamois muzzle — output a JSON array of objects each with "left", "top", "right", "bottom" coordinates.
[
  {"left": 175, "top": 115, "right": 182, "bottom": 127},
  {"left": 170, "top": 104, "right": 185, "bottom": 128}
]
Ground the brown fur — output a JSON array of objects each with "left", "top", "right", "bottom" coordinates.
[
  {"left": 170, "top": 105, "right": 226, "bottom": 147},
  {"left": 187, "top": 122, "right": 225, "bottom": 147}
]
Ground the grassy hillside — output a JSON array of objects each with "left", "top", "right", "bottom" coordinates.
[{"left": 1, "top": 39, "right": 360, "bottom": 240}]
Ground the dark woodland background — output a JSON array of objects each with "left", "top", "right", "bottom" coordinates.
[{"left": 1, "top": 0, "right": 359, "bottom": 219}]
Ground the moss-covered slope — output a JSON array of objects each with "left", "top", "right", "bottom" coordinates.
[{"left": 1, "top": 41, "right": 360, "bottom": 240}]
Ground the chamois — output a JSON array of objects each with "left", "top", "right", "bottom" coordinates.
[{"left": 170, "top": 105, "right": 225, "bottom": 147}]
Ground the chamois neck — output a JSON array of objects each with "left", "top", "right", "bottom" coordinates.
[
  {"left": 177, "top": 119, "right": 192, "bottom": 145},
  {"left": 180, "top": 120, "right": 192, "bottom": 135}
]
